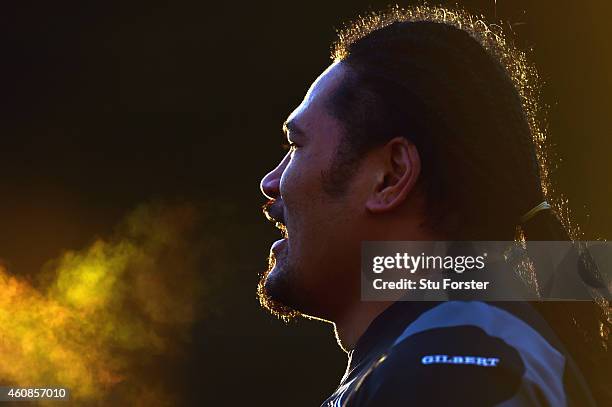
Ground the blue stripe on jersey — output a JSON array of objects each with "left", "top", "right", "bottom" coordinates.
[{"left": 392, "top": 301, "right": 566, "bottom": 406}]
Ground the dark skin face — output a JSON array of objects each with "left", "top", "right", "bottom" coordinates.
[{"left": 260, "top": 62, "right": 426, "bottom": 327}]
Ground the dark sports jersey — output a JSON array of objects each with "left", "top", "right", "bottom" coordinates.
[{"left": 321, "top": 301, "right": 596, "bottom": 406}]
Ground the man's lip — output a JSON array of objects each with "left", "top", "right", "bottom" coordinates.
[{"left": 271, "top": 237, "right": 288, "bottom": 253}]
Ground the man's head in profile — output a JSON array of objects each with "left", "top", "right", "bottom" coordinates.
[
  {"left": 257, "top": 6, "right": 608, "bottom": 406},
  {"left": 259, "top": 7, "right": 546, "bottom": 326}
]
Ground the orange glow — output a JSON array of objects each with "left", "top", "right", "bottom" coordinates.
[{"left": 0, "top": 203, "right": 204, "bottom": 405}]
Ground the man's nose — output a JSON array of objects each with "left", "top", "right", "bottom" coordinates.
[{"left": 260, "top": 157, "right": 287, "bottom": 200}]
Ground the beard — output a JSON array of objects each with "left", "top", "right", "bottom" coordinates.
[{"left": 257, "top": 247, "right": 303, "bottom": 321}]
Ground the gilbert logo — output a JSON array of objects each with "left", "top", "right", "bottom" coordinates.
[{"left": 421, "top": 354, "right": 500, "bottom": 367}]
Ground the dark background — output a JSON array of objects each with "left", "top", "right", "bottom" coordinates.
[{"left": 1, "top": 1, "right": 611, "bottom": 405}]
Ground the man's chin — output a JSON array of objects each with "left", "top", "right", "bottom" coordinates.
[{"left": 257, "top": 254, "right": 303, "bottom": 321}]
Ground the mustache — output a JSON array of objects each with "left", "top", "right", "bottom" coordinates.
[
  {"left": 262, "top": 200, "right": 288, "bottom": 237},
  {"left": 262, "top": 200, "right": 285, "bottom": 224}
]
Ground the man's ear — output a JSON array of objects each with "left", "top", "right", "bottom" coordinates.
[{"left": 365, "top": 137, "right": 421, "bottom": 213}]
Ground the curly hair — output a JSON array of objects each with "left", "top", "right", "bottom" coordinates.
[{"left": 326, "top": 5, "right": 610, "bottom": 405}]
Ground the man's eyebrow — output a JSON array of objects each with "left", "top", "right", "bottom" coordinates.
[{"left": 282, "top": 120, "right": 305, "bottom": 138}]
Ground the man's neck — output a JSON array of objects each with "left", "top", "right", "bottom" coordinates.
[
  {"left": 333, "top": 300, "right": 395, "bottom": 353},
  {"left": 331, "top": 215, "right": 444, "bottom": 353}
]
